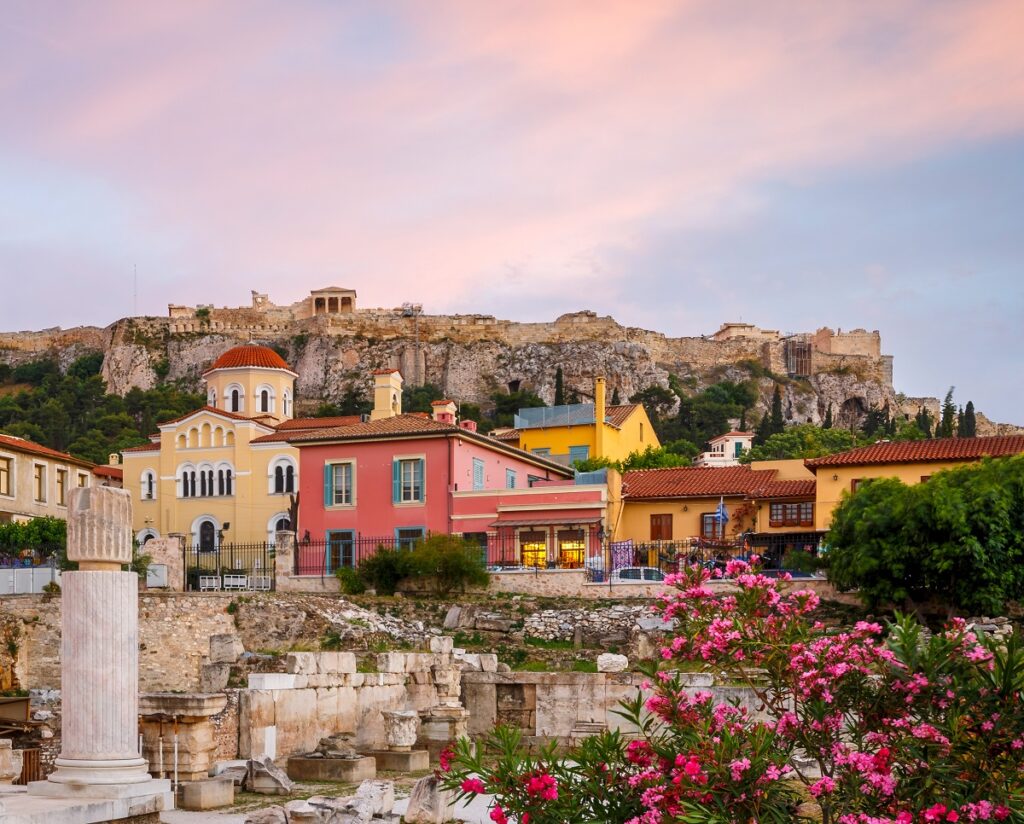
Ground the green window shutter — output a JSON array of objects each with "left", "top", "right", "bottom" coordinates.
[
  {"left": 323, "top": 464, "right": 332, "bottom": 506},
  {"left": 415, "top": 459, "right": 425, "bottom": 501},
  {"left": 392, "top": 460, "right": 401, "bottom": 503}
]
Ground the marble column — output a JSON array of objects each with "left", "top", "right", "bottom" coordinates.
[{"left": 30, "top": 486, "right": 171, "bottom": 800}]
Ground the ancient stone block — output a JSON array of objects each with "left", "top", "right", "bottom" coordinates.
[
  {"left": 209, "top": 633, "right": 244, "bottom": 664},
  {"left": 199, "top": 662, "right": 231, "bottom": 692},
  {"left": 429, "top": 636, "right": 453, "bottom": 654},
  {"left": 66, "top": 485, "right": 132, "bottom": 565},
  {"left": 246, "top": 756, "right": 295, "bottom": 795},
  {"left": 597, "top": 653, "right": 629, "bottom": 672},
  {"left": 285, "top": 652, "right": 318, "bottom": 674},
  {"left": 286, "top": 755, "right": 376, "bottom": 783},
  {"left": 178, "top": 777, "right": 234, "bottom": 810},
  {"left": 403, "top": 775, "right": 456, "bottom": 823}
]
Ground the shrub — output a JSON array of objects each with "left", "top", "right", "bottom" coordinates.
[
  {"left": 335, "top": 566, "right": 366, "bottom": 595},
  {"left": 408, "top": 534, "right": 489, "bottom": 595},
  {"left": 442, "top": 559, "right": 1024, "bottom": 824},
  {"left": 357, "top": 547, "right": 417, "bottom": 596}
]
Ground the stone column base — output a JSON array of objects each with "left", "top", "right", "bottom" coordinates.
[{"left": 27, "top": 776, "right": 171, "bottom": 801}]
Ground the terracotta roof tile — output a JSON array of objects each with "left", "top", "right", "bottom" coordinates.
[
  {"left": 491, "top": 429, "right": 521, "bottom": 442},
  {"left": 92, "top": 465, "right": 124, "bottom": 480},
  {"left": 805, "top": 435, "right": 1024, "bottom": 470},
  {"left": 280, "top": 414, "right": 573, "bottom": 476},
  {"left": 157, "top": 405, "right": 256, "bottom": 427},
  {"left": 204, "top": 344, "right": 292, "bottom": 373},
  {"left": 275, "top": 416, "right": 364, "bottom": 431},
  {"left": 0, "top": 433, "right": 95, "bottom": 467},
  {"left": 605, "top": 404, "right": 641, "bottom": 428},
  {"left": 749, "top": 479, "right": 817, "bottom": 499},
  {"left": 623, "top": 466, "right": 777, "bottom": 499},
  {"left": 709, "top": 430, "right": 755, "bottom": 441},
  {"left": 121, "top": 442, "right": 161, "bottom": 453}
]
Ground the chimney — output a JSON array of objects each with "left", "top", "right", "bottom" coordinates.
[
  {"left": 459, "top": 419, "right": 478, "bottom": 433},
  {"left": 594, "top": 376, "right": 606, "bottom": 458},
  {"left": 370, "top": 370, "right": 404, "bottom": 420},
  {"left": 108, "top": 453, "right": 121, "bottom": 466},
  {"left": 431, "top": 399, "right": 457, "bottom": 425}
]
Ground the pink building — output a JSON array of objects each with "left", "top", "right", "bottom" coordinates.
[{"left": 285, "top": 378, "right": 613, "bottom": 575}]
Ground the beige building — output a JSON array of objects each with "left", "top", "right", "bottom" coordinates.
[{"left": 0, "top": 433, "right": 94, "bottom": 524}]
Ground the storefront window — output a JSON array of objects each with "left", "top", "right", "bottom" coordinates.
[
  {"left": 520, "top": 530, "right": 547, "bottom": 567},
  {"left": 557, "top": 529, "right": 586, "bottom": 568}
]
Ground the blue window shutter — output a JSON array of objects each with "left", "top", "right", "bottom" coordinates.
[
  {"left": 323, "top": 464, "right": 332, "bottom": 506},
  {"left": 392, "top": 460, "right": 401, "bottom": 503},
  {"left": 415, "top": 459, "right": 425, "bottom": 501}
]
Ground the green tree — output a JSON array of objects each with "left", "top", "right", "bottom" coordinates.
[
  {"left": 769, "top": 384, "right": 784, "bottom": 436},
  {"left": 915, "top": 406, "right": 934, "bottom": 438},
  {"left": 823, "top": 403, "right": 833, "bottom": 429},
  {"left": 553, "top": 367, "right": 565, "bottom": 407},
  {"left": 959, "top": 400, "right": 977, "bottom": 437},
  {"left": 939, "top": 386, "right": 956, "bottom": 437},
  {"left": 826, "top": 456, "right": 1024, "bottom": 615},
  {"left": 488, "top": 389, "right": 545, "bottom": 430},
  {"left": 753, "top": 412, "right": 772, "bottom": 446},
  {"left": 740, "top": 424, "right": 860, "bottom": 463},
  {"left": 575, "top": 445, "right": 692, "bottom": 473},
  {"left": 610, "top": 387, "right": 621, "bottom": 405},
  {"left": 629, "top": 385, "right": 676, "bottom": 429},
  {"left": 402, "top": 382, "right": 445, "bottom": 414}
]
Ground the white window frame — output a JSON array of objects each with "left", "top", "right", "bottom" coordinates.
[
  {"left": 395, "top": 455, "right": 425, "bottom": 504},
  {"left": 0, "top": 452, "right": 15, "bottom": 498},
  {"left": 329, "top": 461, "right": 356, "bottom": 507},
  {"left": 33, "top": 462, "right": 47, "bottom": 503}
]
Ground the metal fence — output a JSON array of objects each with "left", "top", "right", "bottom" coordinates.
[
  {"left": 295, "top": 536, "right": 400, "bottom": 577},
  {"left": 0, "top": 543, "right": 63, "bottom": 594},
  {"left": 183, "top": 542, "right": 275, "bottom": 592}
]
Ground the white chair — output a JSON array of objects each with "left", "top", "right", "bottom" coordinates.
[
  {"left": 222, "top": 574, "right": 249, "bottom": 590},
  {"left": 198, "top": 575, "right": 221, "bottom": 592},
  {"left": 251, "top": 575, "right": 272, "bottom": 591}
]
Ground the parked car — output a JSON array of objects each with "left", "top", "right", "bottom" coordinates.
[{"left": 609, "top": 566, "right": 666, "bottom": 583}]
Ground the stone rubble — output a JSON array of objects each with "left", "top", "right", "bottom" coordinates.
[
  {"left": 403, "top": 774, "right": 456, "bottom": 824},
  {"left": 244, "top": 779, "right": 403, "bottom": 823},
  {"left": 246, "top": 755, "right": 296, "bottom": 795}
]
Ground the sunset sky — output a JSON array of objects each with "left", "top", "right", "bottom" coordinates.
[{"left": 1, "top": 2, "right": 1022, "bottom": 422}]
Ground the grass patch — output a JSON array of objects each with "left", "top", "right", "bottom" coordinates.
[
  {"left": 524, "top": 635, "right": 573, "bottom": 650},
  {"left": 571, "top": 660, "right": 598, "bottom": 673},
  {"left": 517, "top": 660, "right": 550, "bottom": 672}
]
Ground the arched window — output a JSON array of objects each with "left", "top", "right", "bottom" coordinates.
[
  {"left": 224, "top": 469, "right": 232, "bottom": 496},
  {"left": 199, "top": 521, "right": 216, "bottom": 552},
  {"left": 218, "top": 469, "right": 225, "bottom": 496},
  {"left": 231, "top": 389, "right": 241, "bottom": 412},
  {"left": 200, "top": 471, "right": 208, "bottom": 497},
  {"left": 142, "top": 471, "right": 156, "bottom": 500},
  {"left": 261, "top": 389, "right": 270, "bottom": 412},
  {"left": 282, "top": 391, "right": 291, "bottom": 417},
  {"left": 269, "top": 457, "right": 297, "bottom": 494},
  {"left": 207, "top": 388, "right": 217, "bottom": 407},
  {"left": 285, "top": 464, "right": 294, "bottom": 493},
  {"left": 276, "top": 517, "right": 291, "bottom": 532},
  {"left": 274, "top": 465, "right": 284, "bottom": 493}
]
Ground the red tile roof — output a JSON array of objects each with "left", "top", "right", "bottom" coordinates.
[
  {"left": 0, "top": 433, "right": 95, "bottom": 467},
  {"left": 121, "top": 442, "right": 160, "bottom": 453},
  {"left": 372, "top": 368, "right": 400, "bottom": 375},
  {"left": 805, "top": 435, "right": 1024, "bottom": 470},
  {"left": 490, "top": 429, "right": 521, "bottom": 442},
  {"left": 281, "top": 414, "right": 572, "bottom": 476},
  {"left": 156, "top": 405, "right": 257, "bottom": 427},
  {"left": 749, "top": 479, "right": 817, "bottom": 499},
  {"left": 275, "top": 416, "right": 363, "bottom": 431},
  {"left": 605, "top": 404, "right": 642, "bottom": 428},
  {"left": 623, "top": 466, "right": 777, "bottom": 499},
  {"left": 92, "top": 465, "right": 124, "bottom": 480},
  {"left": 204, "top": 344, "right": 292, "bottom": 373},
  {"left": 431, "top": 399, "right": 456, "bottom": 406},
  {"left": 709, "top": 430, "right": 755, "bottom": 441}
]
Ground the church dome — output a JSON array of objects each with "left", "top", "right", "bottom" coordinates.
[{"left": 205, "top": 343, "right": 291, "bottom": 373}]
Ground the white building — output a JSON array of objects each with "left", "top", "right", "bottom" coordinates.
[{"left": 694, "top": 431, "right": 754, "bottom": 468}]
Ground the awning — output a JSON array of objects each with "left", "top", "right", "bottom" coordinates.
[{"left": 489, "top": 517, "right": 602, "bottom": 529}]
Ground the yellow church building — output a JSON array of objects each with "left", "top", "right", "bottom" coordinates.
[{"left": 120, "top": 344, "right": 342, "bottom": 547}]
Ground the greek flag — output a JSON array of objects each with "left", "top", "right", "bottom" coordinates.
[{"left": 714, "top": 496, "right": 729, "bottom": 525}]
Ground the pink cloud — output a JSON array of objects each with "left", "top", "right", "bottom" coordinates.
[{"left": 2, "top": 1, "right": 1023, "bottom": 313}]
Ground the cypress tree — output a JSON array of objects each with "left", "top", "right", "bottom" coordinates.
[
  {"left": 611, "top": 387, "right": 621, "bottom": 405},
  {"left": 754, "top": 412, "right": 772, "bottom": 446},
  {"left": 823, "top": 404, "right": 833, "bottom": 429},
  {"left": 770, "top": 385, "right": 784, "bottom": 435},
  {"left": 940, "top": 387, "right": 956, "bottom": 438},
  {"left": 915, "top": 407, "right": 934, "bottom": 438},
  {"left": 554, "top": 367, "right": 565, "bottom": 406},
  {"left": 960, "top": 400, "right": 977, "bottom": 437},
  {"left": 738, "top": 407, "right": 747, "bottom": 431}
]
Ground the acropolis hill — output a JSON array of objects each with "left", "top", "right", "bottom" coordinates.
[{"left": 0, "top": 287, "right": 1012, "bottom": 432}]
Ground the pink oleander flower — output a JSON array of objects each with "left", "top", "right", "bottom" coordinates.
[
  {"left": 461, "top": 777, "right": 486, "bottom": 794},
  {"left": 489, "top": 805, "right": 508, "bottom": 824}
]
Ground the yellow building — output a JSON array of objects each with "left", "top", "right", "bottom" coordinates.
[
  {"left": 493, "top": 377, "right": 658, "bottom": 465},
  {"left": 805, "top": 435, "right": 1024, "bottom": 531},
  {"left": 121, "top": 343, "right": 321, "bottom": 547}
]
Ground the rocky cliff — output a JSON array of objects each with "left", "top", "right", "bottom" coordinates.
[{"left": 0, "top": 309, "right": 1003, "bottom": 433}]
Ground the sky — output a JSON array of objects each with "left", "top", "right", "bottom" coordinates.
[{"left": 1, "top": 1, "right": 1022, "bottom": 423}]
